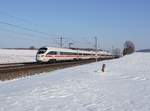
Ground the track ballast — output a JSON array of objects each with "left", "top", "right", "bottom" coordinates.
[{"left": 0, "top": 57, "right": 118, "bottom": 81}]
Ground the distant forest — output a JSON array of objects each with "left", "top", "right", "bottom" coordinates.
[{"left": 137, "top": 49, "right": 150, "bottom": 52}]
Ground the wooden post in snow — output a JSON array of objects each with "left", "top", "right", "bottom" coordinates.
[{"left": 102, "top": 64, "right": 106, "bottom": 72}]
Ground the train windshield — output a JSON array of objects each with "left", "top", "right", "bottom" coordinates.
[{"left": 37, "top": 47, "right": 47, "bottom": 54}]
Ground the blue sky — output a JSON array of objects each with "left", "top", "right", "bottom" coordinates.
[{"left": 0, "top": 0, "right": 150, "bottom": 50}]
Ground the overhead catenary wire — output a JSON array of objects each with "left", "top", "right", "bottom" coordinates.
[
  {"left": 0, "top": 27, "right": 61, "bottom": 47},
  {"left": 0, "top": 21, "right": 59, "bottom": 37},
  {"left": 0, "top": 26, "right": 68, "bottom": 47},
  {"left": 0, "top": 21, "right": 95, "bottom": 48},
  {"left": 0, "top": 20, "right": 63, "bottom": 46},
  {"left": 0, "top": 11, "right": 94, "bottom": 41},
  {"left": 0, "top": 11, "right": 61, "bottom": 40},
  {"left": 0, "top": 11, "right": 97, "bottom": 48},
  {"left": 0, "top": 11, "right": 30, "bottom": 23},
  {"left": 0, "top": 28, "right": 48, "bottom": 43}
]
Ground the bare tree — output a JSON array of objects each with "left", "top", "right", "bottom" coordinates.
[{"left": 123, "top": 41, "right": 135, "bottom": 55}]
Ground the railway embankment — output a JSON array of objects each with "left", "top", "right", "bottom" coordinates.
[{"left": 0, "top": 57, "right": 118, "bottom": 81}]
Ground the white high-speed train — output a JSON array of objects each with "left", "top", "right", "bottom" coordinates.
[{"left": 36, "top": 47, "right": 113, "bottom": 62}]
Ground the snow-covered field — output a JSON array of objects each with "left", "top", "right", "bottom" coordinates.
[
  {"left": 0, "top": 49, "right": 37, "bottom": 64},
  {"left": 0, "top": 52, "right": 150, "bottom": 111}
]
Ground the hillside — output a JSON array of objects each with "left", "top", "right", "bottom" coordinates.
[{"left": 0, "top": 52, "right": 150, "bottom": 111}]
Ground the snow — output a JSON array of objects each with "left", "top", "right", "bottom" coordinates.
[
  {"left": 0, "top": 52, "right": 150, "bottom": 111},
  {"left": 0, "top": 49, "right": 37, "bottom": 64}
]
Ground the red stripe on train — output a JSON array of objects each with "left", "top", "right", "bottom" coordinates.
[{"left": 46, "top": 55, "right": 79, "bottom": 57}]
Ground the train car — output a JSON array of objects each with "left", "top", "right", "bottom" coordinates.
[{"left": 36, "top": 47, "right": 113, "bottom": 62}]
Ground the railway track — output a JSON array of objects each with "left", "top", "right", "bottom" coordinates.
[{"left": 0, "top": 57, "right": 117, "bottom": 81}]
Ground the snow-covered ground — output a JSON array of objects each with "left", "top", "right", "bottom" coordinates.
[
  {"left": 0, "top": 52, "right": 150, "bottom": 111},
  {"left": 0, "top": 49, "right": 37, "bottom": 64}
]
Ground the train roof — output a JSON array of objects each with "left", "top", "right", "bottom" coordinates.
[
  {"left": 40, "top": 47, "right": 92, "bottom": 53},
  {"left": 39, "top": 47, "right": 112, "bottom": 55}
]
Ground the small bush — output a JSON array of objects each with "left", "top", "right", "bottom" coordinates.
[{"left": 29, "top": 46, "right": 36, "bottom": 50}]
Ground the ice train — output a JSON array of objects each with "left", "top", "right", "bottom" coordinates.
[{"left": 36, "top": 47, "right": 113, "bottom": 62}]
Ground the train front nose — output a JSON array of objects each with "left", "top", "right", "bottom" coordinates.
[{"left": 36, "top": 54, "right": 44, "bottom": 62}]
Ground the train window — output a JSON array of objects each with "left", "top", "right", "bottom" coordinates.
[
  {"left": 64, "top": 52, "right": 72, "bottom": 55},
  {"left": 60, "top": 52, "right": 77, "bottom": 55},
  {"left": 69, "top": 52, "right": 74, "bottom": 55},
  {"left": 37, "top": 48, "right": 47, "bottom": 54},
  {"left": 47, "top": 51, "right": 57, "bottom": 55},
  {"left": 60, "top": 52, "right": 65, "bottom": 55},
  {"left": 83, "top": 53, "right": 91, "bottom": 56},
  {"left": 73, "top": 53, "right": 77, "bottom": 55}
]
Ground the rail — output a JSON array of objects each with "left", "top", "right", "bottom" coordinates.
[{"left": 0, "top": 57, "right": 119, "bottom": 81}]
